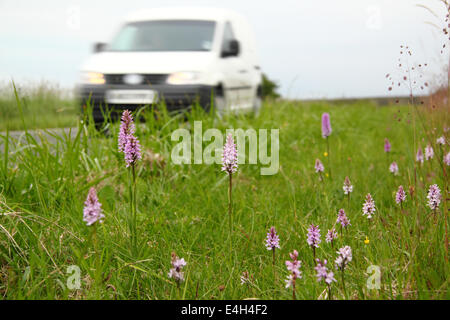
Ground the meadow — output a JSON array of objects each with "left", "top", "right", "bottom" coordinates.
[{"left": 0, "top": 87, "right": 448, "bottom": 300}]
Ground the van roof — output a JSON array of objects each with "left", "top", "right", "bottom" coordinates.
[{"left": 125, "top": 7, "right": 243, "bottom": 23}]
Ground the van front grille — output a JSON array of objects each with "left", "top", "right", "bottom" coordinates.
[{"left": 104, "top": 74, "right": 168, "bottom": 85}]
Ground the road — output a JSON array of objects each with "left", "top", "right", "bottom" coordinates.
[{"left": 0, "top": 127, "right": 79, "bottom": 152}]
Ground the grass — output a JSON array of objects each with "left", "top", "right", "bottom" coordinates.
[
  {"left": 0, "top": 86, "right": 448, "bottom": 300},
  {"left": 0, "top": 82, "right": 78, "bottom": 131}
]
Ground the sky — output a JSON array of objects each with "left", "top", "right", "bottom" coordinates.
[{"left": 0, "top": 0, "right": 448, "bottom": 99}]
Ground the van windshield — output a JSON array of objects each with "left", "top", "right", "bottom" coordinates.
[{"left": 108, "top": 20, "right": 216, "bottom": 52}]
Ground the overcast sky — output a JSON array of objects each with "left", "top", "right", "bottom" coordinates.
[{"left": 0, "top": 0, "right": 448, "bottom": 98}]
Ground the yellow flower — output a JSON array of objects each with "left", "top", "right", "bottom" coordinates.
[
  {"left": 364, "top": 236, "right": 370, "bottom": 244},
  {"left": 324, "top": 152, "right": 328, "bottom": 157},
  {"left": 325, "top": 173, "right": 329, "bottom": 177}
]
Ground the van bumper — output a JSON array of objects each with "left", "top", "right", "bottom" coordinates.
[{"left": 77, "top": 84, "right": 216, "bottom": 122}]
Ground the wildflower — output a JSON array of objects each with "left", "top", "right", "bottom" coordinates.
[
  {"left": 436, "top": 136, "right": 445, "bottom": 145},
  {"left": 409, "top": 185, "right": 415, "bottom": 198},
  {"left": 168, "top": 252, "right": 187, "bottom": 284},
  {"left": 324, "top": 152, "right": 328, "bottom": 157},
  {"left": 325, "top": 228, "right": 338, "bottom": 244},
  {"left": 240, "top": 271, "right": 250, "bottom": 285},
  {"left": 315, "top": 259, "right": 336, "bottom": 284},
  {"left": 364, "top": 236, "right": 370, "bottom": 244},
  {"left": 83, "top": 187, "right": 104, "bottom": 226},
  {"left": 222, "top": 133, "right": 238, "bottom": 174},
  {"left": 416, "top": 147, "right": 424, "bottom": 163},
  {"left": 445, "top": 152, "right": 450, "bottom": 166},
  {"left": 265, "top": 226, "right": 280, "bottom": 250},
  {"left": 124, "top": 134, "right": 142, "bottom": 168},
  {"left": 425, "top": 144, "right": 434, "bottom": 160},
  {"left": 395, "top": 185, "right": 407, "bottom": 205},
  {"left": 384, "top": 138, "right": 391, "bottom": 153},
  {"left": 306, "top": 224, "right": 321, "bottom": 263},
  {"left": 118, "top": 110, "right": 135, "bottom": 153},
  {"left": 343, "top": 176, "right": 353, "bottom": 195},
  {"left": 325, "top": 272, "right": 336, "bottom": 285},
  {"left": 362, "top": 193, "right": 376, "bottom": 219},
  {"left": 321, "top": 113, "right": 332, "bottom": 138},
  {"left": 337, "top": 209, "right": 351, "bottom": 228},
  {"left": 315, "top": 259, "right": 328, "bottom": 279},
  {"left": 222, "top": 133, "right": 238, "bottom": 238},
  {"left": 426, "top": 184, "right": 441, "bottom": 211},
  {"left": 307, "top": 224, "right": 321, "bottom": 248},
  {"left": 285, "top": 250, "right": 302, "bottom": 300},
  {"left": 389, "top": 161, "right": 399, "bottom": 175},
  {"left": 335, "top": 246, "right": 352, "bottom": 271},
  {"left": 315, "top": 158, "right": 324, "bottom": 173},
  {"left": 321, "top": 113, "right": 332, "bottom": 178},
  {"left": 118, "top": 110, "right": 141, "bottom": 250},
  {"left": 118, "top": 110, "right": 141, "bottom": 167}
]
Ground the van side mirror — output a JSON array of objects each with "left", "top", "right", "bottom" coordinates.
[
  {"left": 221, "top": 39, "right": 240, "bottom": 58},
  {"left": 93, "top": 42, "right": 107, "bottom": 53}
]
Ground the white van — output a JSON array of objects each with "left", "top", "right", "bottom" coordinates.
[{"left": 77, "top": 7, "right": 262, "bottom": 123}]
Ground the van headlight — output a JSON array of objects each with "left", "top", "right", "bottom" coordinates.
[
  {"left": 80, "top": 72, "right": 105, "bottom": 85},
  {"left": 166, "top": 72, "right": 203, "bottom": 85}
]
